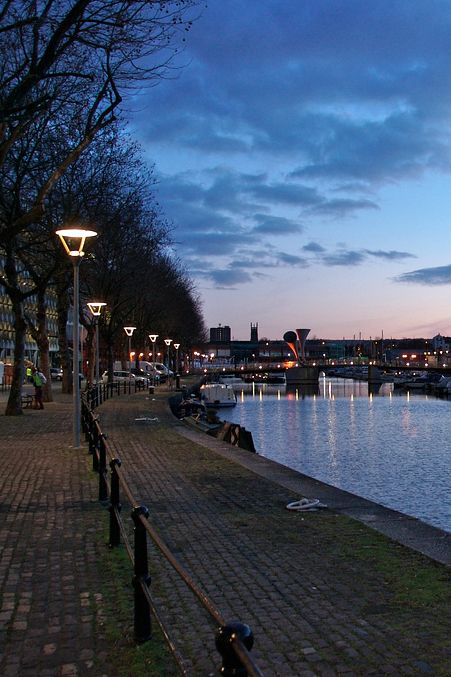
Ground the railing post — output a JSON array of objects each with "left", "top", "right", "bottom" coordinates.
[
  {"left": 98, "top": 432, "right": 108, "bottom": 502},
  {"left": 88, "top": 414, "right": 96, "bottom": 458},
  {"left": 92, "top": 421, "right": 99, "bottom": 471},
  {"left": 108, "top": 458, "right": 122, "bottom": 547},
  {"left": 90, "top": 384, "right": 97, "bottom": 410},
  {"left": 131, "top": 505, "right": 152, "bottom": 643},
  {"left": 215, "top": 622, "right": 254, "bottom": 676},
  {"left": 81, "top": 400, "right": 88, "bottom": 439}
]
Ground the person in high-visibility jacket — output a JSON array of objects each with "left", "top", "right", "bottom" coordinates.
[{"left": 31, "top": 367, "right": 46, "bottom": 409}]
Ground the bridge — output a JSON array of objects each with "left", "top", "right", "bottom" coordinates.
[{"left": 186, "top": 361, "right": 451, "bottom": 384}]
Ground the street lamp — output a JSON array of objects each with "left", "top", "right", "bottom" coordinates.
[
  {"left": 174, "top": 343, "right": 180, "bottom": 373},
  {"left": 164, "top": 338, "right": 172, "bottom": 377},
  {"left": 149, "top": 334, "right": 158, "bottom": 386},
  {"left": 124, "top": 326, "right": 136, "bottom": 374},
  {"left": 56, "top": 227, "right": 97, "bottom": 448},
  {"left": 87, "top": 302, "right": 106, "bottom": 384}
]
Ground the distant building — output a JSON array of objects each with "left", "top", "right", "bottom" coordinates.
[{"left": 209, "top": 324, "right": 231, "bottom": 343}]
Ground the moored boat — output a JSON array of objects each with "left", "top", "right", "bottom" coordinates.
[{"left": 200, "top": 382, "right": 237, "bottom": 407}]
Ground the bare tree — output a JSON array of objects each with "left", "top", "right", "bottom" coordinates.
[{"left": 0, "top": 0, "right": 198, "bottom": 414}]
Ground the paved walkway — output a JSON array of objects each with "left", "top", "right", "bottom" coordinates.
[{"left": 0, "top": 385, "right": 450, "bottom": 676}]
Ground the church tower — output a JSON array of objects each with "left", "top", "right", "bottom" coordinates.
[{"left": 250, "top": 322, "right": 258, "bottom": 343}]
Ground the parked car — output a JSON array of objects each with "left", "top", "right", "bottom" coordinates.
[
  {"left": 101, "top": 370, "right": 147, "bottom": 386},
  {"left": 137, "top": 361, "right": 168, "bottom": 383},
  {"left": 154, "top": 362, "right": 174, "bottom": 377},
  {"left": 130, "top": 367, "right": 152, "bottom": 384},
  {"left": 50, "top": 367, "right": 63, "bottom": 381}
]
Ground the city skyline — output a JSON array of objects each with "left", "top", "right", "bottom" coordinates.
[{"left": 128, "top": 1, "right": 451, "bottom": 341}]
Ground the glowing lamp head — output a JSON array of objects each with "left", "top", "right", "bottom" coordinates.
[
  {"left": 56, "top": 228, "right": 97, "bottom": 257},
  {"left": 87, "top": 302, "right": 106, "bottom": 317},
  {"left": 124, "top": 326, "right": 136, "bottom": 337},
  {"left": 164, "top": 338, "right": 172, "bottom": 346},
  {"left": 149, "top": 334, "right": 158, "bottom": 343}
]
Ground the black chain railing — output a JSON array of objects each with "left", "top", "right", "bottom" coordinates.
[{"left": 81, "top": 391, "right": 263, "bottom": 677}]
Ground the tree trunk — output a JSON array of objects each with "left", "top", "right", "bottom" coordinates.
[
  {"left": 5, "top": 295, "right": 26, "bottom": 416},
  {"left": 56, "top": 277, "right": 73, "bottom": 394},
  {"left": 85, "top": 323, "right": 95, "bottom": 384},
  {"left": 28, "top": 286, "right": 53, "bottom": 402}
]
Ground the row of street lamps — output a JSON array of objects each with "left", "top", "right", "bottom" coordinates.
[
  {"left": 125, "top": 331, "right": 180, "bottom": 383},
  {"left": 55, "top": 226, "right": 182, "bottom": 449}
]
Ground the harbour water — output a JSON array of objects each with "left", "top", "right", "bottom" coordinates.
[{"left": 230, "top": 378, "right": 451, "bottom": 533}]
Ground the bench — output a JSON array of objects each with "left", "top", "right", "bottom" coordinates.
[{"left": 21, "top": 394, "right": 34, "bottom": 408}]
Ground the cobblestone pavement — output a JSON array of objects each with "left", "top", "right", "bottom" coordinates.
[
  {"left": 0, "top": 386, "right": 450, "bottom": 676},
  {"left": 0, "top": 393, "right": 120, "bottom": 677}
]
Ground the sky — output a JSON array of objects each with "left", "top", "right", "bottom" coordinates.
[{"left": 128, "top": 0, "right": 451, "bottom": 341}]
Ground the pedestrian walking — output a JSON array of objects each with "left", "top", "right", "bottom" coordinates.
[{"left": 31, "top": 366, "right": 46, "bottom": 410}]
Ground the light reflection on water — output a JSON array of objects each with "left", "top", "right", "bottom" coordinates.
[{"left": 231, "top": 379, "right": 451, "bottom": 533}]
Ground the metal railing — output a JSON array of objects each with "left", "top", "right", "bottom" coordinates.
[
  {"left": 84, "top": 378, "right": 149, "bottom": 410},
  {"left": 81, "top": 392, "right": 262, "bottom": 676}
]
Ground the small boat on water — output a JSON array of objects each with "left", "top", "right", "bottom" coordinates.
[{"left": 200, "top": 382, "right": 237, "bottom": 407}]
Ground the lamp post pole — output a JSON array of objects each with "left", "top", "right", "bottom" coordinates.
[
  {"left": 124, "top": 326, "right": 136, "bottom": 375},
  {"left": 149, "top": 334, "right": 158, "bottom": 386},
  {"left": 164, "top": 338, "right": 172, "bottom": 382},
  {"left": 56, "top": 228, "right": 97, "bottom": 448},
  {"left": 87, "top": 303, "right": 106, "bottom": 384},
  {"left": 73, "top": 258, "right": 81, "bottom": 445},
  {"left": 174, "top": 343, "right": 180, "bottom": 389},
  {"left": 174, "top": 343, "right": 180, "bottom": 373}
]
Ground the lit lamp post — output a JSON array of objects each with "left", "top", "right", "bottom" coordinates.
[
  {"left": 87, "top": 302, "right": 106, "bottom": 384},
  {"left": 174, "top": 343, "right": 180, "bottom": 388},
  {"left": 149, "top": 334, "right": 158, "bottom": 386},
  {"left": 174, "top": 343, "right": 180, "bottom": 373},
  {"left": 124, "top": 326, "right": 136, "bottom": 375},
  {"left": 56, "top": 227, "right": 97, "bottom": 448},
  {"left": 164, "top": 338, "right": 172, "bottom": 378}
]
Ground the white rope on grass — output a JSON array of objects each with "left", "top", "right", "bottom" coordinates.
[{"left": 286, "top": 498, "right": 327, "bottom": 511}]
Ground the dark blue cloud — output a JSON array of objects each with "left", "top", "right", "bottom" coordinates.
[
  {"left": 252, "top": 214, "right": 302, "bottom": 235},
  {"left": 365, "top": 249, "right": 416, "bottom": 261},
  {"left": 209, "top": 269, "right": 254, "bottom": 287},
  {"left": 322, "top": 250, "right": 367, "bottom": 266},
  {"left": 395, "top": 264, "right": 451, "bottom": 285},
  {"left": 302, "top": 241, "right": 326, "bottom": 253}
]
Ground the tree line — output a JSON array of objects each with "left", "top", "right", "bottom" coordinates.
[{"left": 0, "top": 0, "right": 205, "bottom": 415}]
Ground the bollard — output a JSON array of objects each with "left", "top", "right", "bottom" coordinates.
[
  {"left": 98, "top": 433, "right": 108, "bottom": 502},
  {"left": 131, "top": 505, "right": 152, "bottom": 643},
  {"left": 108, "top": 458, "right": 122, "bottom": 547},
  {"left": 215, "top": 622, "right": 254, "bottom": 676}
]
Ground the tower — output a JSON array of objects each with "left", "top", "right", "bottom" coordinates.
[{"left": 250, "top": 322, "right": 258, "bottom": 343}]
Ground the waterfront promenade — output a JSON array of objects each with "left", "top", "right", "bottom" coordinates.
[{"left": 0, "top": 384, "right": 450, "bottom": 676}]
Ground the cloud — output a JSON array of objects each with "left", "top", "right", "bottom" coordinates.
[
  {"left": 252, "top": 214, "right": 303, "bottom": 235},
  {"left": 209, "top": 269, "right": 254, "bottom": 287},
  {"left": 395, "top": 264, "right": 451, "bottom": 285},
  {"left": 302, "top": 241, "right": 326, "bottom": 253},
  {"left": 229, "top": 249, "right": 309, "bottom": 269},
  {"left": 365, "top": 249, "right": 416, "bottom": 261},
  {"left": 322, "top": 250, "right": 367, "bottom": 266},
  {"left": 179, "top": 231, "right": 255, "bottom": 256},
  {"left": 307, "top": 197, "right": 380, "bottom": 217},
  {"left": 129, "top": 0, "right": 451, "bottom": 297}
]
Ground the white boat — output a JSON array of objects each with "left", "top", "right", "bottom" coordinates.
[{"left": 200, "top": 383, "right": 237, "bottom": 407}]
